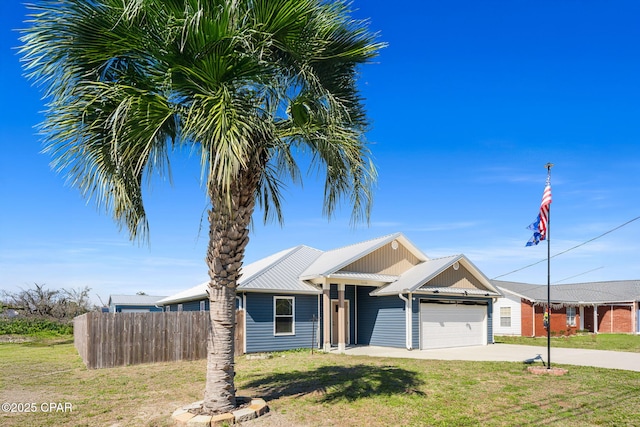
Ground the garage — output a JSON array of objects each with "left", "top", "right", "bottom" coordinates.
[{"left": 420, "top": 301, "right": 487, "bottom": 349}]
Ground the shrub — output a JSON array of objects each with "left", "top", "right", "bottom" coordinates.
[{"left": 0, "top": 318, "right": 73, "bottom": 336}]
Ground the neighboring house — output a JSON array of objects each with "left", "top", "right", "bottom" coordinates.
[
  {"left": 0, "top": 308, "right": 20, "bottom": 319},
  {"left": 108, "top": 295, "right": 167, "bottom": 313},
  {"left": 492, "top": 280, "right": 640, "bottom": 336},
  {"left": 157, "top": 233, "right": 502, "bottom": 354}
]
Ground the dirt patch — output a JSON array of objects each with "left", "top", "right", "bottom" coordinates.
[
  {"left": 0, "top": 335, "right": 33, "bottom": 344},
  {"left": 527, "top": 366, "right": 568, "bottom": 376},
  {"left": 238, "top": 410, "right": 311, "bottom": 427}
]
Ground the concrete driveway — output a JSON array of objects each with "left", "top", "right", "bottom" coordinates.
[{"left": 342, "top": 344, "right": 640, "bottom": 372}]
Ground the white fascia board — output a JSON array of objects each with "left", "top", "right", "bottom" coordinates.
[
  {"left": 495, "top": 286, "right": 535, "bottom": 303},
  {"left": 457, "top": 256, "right": 503, "bottom": 296}
]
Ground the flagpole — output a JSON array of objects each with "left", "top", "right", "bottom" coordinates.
[{"left": 545, "top": 162, "right": 553, "bottom": 369}]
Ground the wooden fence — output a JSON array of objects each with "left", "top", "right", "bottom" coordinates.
[{"left": 74, "top": 310, "right": 245, "bottom": 369}]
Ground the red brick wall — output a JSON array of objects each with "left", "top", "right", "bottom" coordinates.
[
  {"left": 521, "top": 300, "right": 534, "bottom": 336},
  {"left": 597, "top": 305, "right": 633, "bottom": 333},
  {"left": 520, "top": 301, "right": 634, "bottom": 335},
  {"left": 520, "top": 300, "right": 580, "bottom": 337}
]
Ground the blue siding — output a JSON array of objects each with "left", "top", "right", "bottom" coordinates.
[
  {"left": 245, "top": 293, "right": 319, "bottom": 353},
  {"left": 167, "top": 299, "right": 209, "bottom": 312},
  {"left": 357, "top": 287, "right": 405, "bottom": 348},
  {"left": 411, "top": 297, "right": 420, "bottom": 349},
  {"left": 487, "top": 299, "right": 494, "bottom": 343},
  {"left": 114, "top": 304, "right": 163, "bottom": 313},
  {"left": 346, "top": 285, "right": 356, "bottom": 345}
]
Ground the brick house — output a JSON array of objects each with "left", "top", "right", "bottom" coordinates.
[{"left": 492, "top": 280, "right": 640, "bottom": 337}]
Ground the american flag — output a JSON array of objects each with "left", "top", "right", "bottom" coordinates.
[
  {"left": 526, "top": 179, "right": 552, "bottom": 246},
  {"left": 538, "top": 181, "right": 552, "bottom": 239}
]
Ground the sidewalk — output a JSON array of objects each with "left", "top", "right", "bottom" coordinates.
[{"left": 342, "top": 344, "right": 640, "bottom": 372}]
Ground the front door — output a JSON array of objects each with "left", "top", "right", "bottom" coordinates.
[
  {"left": 583, "top": 306, "right": 595, "bottom": 332},
  {"left": 331, "top": 300, "right": 350, "bottom": 345}
]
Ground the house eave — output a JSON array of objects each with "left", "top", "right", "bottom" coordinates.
[{"left": 237, "top": 288, "right": 321, "bottom": 295}]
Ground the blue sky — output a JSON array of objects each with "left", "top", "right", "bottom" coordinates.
[{"left": 1, "top": 1, "right": 639, "bottom": 304}]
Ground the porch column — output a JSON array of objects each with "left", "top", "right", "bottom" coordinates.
[
  {"left": 579, "top": 306, "right": 584, "bottom": 330},
  {"left": 593, "top": 304, "right": 598, "bottom": 334},
  {"left": 322, "top": 281, "right": 331, "bottom": 351},
  {"left": 338, "top": 283, "right": 346, "bottom": 352}
]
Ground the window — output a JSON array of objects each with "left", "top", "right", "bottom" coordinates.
[
  {"left": 274, "top": 296, "right": 295, "bottom": 335},
  {"left": 500, "top": 307, "right": 511, "bottom": 328},
  {"left": 200, "top": 300, "right": 206, "bottom": 311},
  {"left": 165, "top": 306, "right": 170, "bottom": 312},
  {"left": 178, "top": 303, "right": 183, "bottom": 312},
  {"left": 566, "top": 307, "right": 576, "bottom": 327}
]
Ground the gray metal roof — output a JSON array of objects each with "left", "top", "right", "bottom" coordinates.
[
  {"left": 493, "top": 280, "right": 640, "bottom": 304},
  {"left": 156, "top": 282, "right": 208, "bottom": 305},
  {"left": 108, "top": 295, "right": 167, "bottom": 306},
  {"left": 157, "top": 246, "right": 323, "bottom": 305},
  {"left": 159, "top": 233, "right": 502, "bottom": 305},
  {"left": 238, "top": 245, "right": 322, "bottom": 294}
]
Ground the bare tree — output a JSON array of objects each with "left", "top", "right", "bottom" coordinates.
[{"left": 2, "top": 284, "right": 93, "bottom": 322}]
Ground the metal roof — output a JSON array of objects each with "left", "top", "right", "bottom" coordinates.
[
  {"left": 299, "top": 232, "right": 429, "bottom": 280},
  {"left": 159, "top": 233, "right": 502, "bottom": 305},
  {"left": 157, "top": 246, "right": 323, "bottom": 305},
  {"left": 493, "top": 279, "right": 640, "bottom": 304},
  {"left": 238, "top": 245, "right": 322, "bottom": 294},
  {"left": 155, "top": 282, "right": 208, "bottom": 305},
  {"left": 108, "top": 295, "right": 167, "bottom": 306}
]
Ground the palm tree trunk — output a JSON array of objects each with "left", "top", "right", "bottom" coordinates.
[{"left": 202, "top": 170, "right": 258, "bottom": 414}]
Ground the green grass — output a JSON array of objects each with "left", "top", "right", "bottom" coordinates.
[
  {"left": 496, "top": 333, "right": 640, "bottom": 352},
  {"left": 1, "top": 338, "right": 639, "bottom": 426}
]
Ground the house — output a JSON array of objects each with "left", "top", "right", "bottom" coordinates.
[
  {"left": 492, "top": 280, "right": 640, "bottom": 336},
  {"left": 107, "top": 294, "right": 167, "bottom": 313},
  {"left": 157, "top": 233, "right": 502, "bottom": 353}
]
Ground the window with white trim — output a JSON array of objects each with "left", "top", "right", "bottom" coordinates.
[
  {"left": 274, "top": 296, "right": 295, "bottom": 335},
  {"left": 500, "top": 306, "right": 511, "bottom": 328},
  {"left": 165, "top": 306, "right": 170, "bottom": 312},
  {"left": 200, "top": 300, "right": 206, "bottom": 311},
  {"left": 566, "top": 307, "right": 576, "bottom": 327},
  {"left": 178, "top": 303, "right": 183, "bottom": 312}
]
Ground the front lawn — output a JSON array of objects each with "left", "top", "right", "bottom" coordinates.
[
  {"left": 1, "top": 338, "right": 639, "bottom": 426},
  {"left": 496, "top": 333, "right": 640, "bottom": 353}
]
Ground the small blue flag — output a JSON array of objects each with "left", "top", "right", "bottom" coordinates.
[{"left": 526, "top": 215, "right": 542, "bottom": 246}]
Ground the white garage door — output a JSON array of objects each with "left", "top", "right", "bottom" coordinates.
[{"left": 420, "top": 303, "right": 486, "bottom": 350}]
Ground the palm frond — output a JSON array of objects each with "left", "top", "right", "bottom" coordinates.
[{"left": 20, "top": 0, "right": 384, "bottom": 240}]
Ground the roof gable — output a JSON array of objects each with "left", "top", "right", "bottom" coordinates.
[
  {"left": 338, "top": 239, "right": 421, "bottom": 276},
  {"left": 300, "top": 233, "right": 428, "bottom": 281},
  {"left": 372, "top": 255, "right": 500, "bottom": 297}
]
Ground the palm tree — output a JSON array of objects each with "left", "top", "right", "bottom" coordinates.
[{"left": 20, "top": 0, "right": 383, "bottom": 414}]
